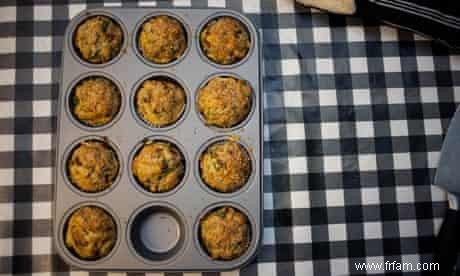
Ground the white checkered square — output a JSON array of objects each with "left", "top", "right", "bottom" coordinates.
[
  {"left": 293, "top": 225, "right": 311, "bottom": 243},
  {"left": 258, "top": 262, "right": 277, "bottom": 276},
  {"left": 356, "top": 121, "right": 375, "bottom": 138},
  {"left": 291, "top": 190, "right": 310, "bottom": 208},
  {"left": 295, "top": 261, "right": 314, "bottom": 276},
  {"left": 138, "top": 1, "right": 157, "bottom": 7},
  {"left": 284, "top": 91, "right": 303, "bottom": 107},
  {"left": 328, "top": 223, "right": 347, "bottom": 241},
  {"left": 390, "top": 120, "right": 409, "bottom": 136},
  {"left": 32, "top": 202, "right": 51, "bottom": 219},
  {"left": 361, "top": 187, "right": 380, "bottom": 205},
  {"left": 383, "top": 57, "right": 402, "bottom": 72},
  {"left": 278, "top": 28, "right": 297, "bottom": 44},
  {"left": 346, "top": 26, "right": 365, "bottom": 42},
  {"left": 387, "top": 88, "right": 405, "bottom": 104},
  {"left": 264, "top": 157, "right": 272, "bottom": 175},
  {"left": 33, "top": 133, "right": 52, "bottom": 151},
  {"left": 450, "top": 55, "right": 460, "bottom": 70},
  {"left": 286, "top": 123, "right": 306, "bottom": 140},
  {"left": 323, "top": 156, "right": 343, "bottom": 173},
  {"left": 207, "top": 0, "right": 225, "bottom": 8},
  {"left": 0, "top": 135, "right": 14, "bottom": 152},
  {"left": 318, "top": 89, "right": 337, "bottom": 106},
  {"left": 0, "top": 203, "right": 13, "bottom": 221},
  {"left": 326, "top": 189, "right": 345, "bottom": 207},
  {"left": 34, "top": 36, "right": 52, "bottom": 52},
  {"left": 288, "top": 156, "right": 308, "bottom": 174},
  {"left": 431, "top": 185, "right": 446, "bottom": 202},
  {"left": 281, "top": 59, "right": 300, "bottom": 75},
  {"left": 396, "top": 186, "right": 415, "bottom": 203},
  {"left": 454, "top": 87, "right": 460, "bottom": 103},
  {"left": 358, "top": 154, "right": 377, "bottom": 171},
  {"left": 349, "top": 57, "right": 368, "bottom": 73},
  {"left": 364, "top": 221, "right": 383, "bottom": 239},
  {"left": 276, "top": 0, "right": 294, "bottom": 13},
  {"left": 33, "top": 167, "right": 52, "bottom": 185},
  {"left": 380, "top": 25, "right": 398, "bottom": 41},
  {"left": 0, "top": 37, "right": 15, "bottom": 54},
  {"left": 313, "top": 27, "right": 331, "bottom": 43},
  {"left": 316, "top": 58, "right": 334, "bottom": 74},
  {"left": 33, "top": 100, "right": 52, "bottom": 117},
  {"left": 427, "top": 151, "right": 440, "bottom": 169},
  {"left": 32, "top": 237, "right": 52, "bottom": 255},
  {"left": 353, "top": 89, "right": 371, "bottom": 105},
  {"left": 0, "top": 238, "right": 12, "bottom": 257},
  {"left": 393, "top": 153, "right": 412, "bottom": 170},
  {"left": 416, "top": 56, "right": 435, "bottom": 72},
  {"left": 242, "top": 0, "right": 260, "bottom": 13},
  {"left": 424, "top": 119, "right": 443, "bottom": 135},
  {"left": 173, "top": 0, "right": 191, "bottom": 7},
  {"left": 0, "top": 169, "right": 14, "bottom": 186},
  {"left": 33, "top": 68, "right": 52, "bottom": 84},
  {"left": 399, "top": 220, "right": 418, "bottom": 238},
  {"left": 330, "top": 258, "right": 349, "bottom": 276},
  {"left": 321, "top": 122, "right": 340, "bottom": 139},
  {"left": 420, "top": 87, "right": 438, "bottom": 103},
  {"left": 263, "top": 227, "right": 275, "bottom": 245},
  {"left": 34, "top": 5, "right": 52, "bottom": 21},
  {"left": 264, "top": 192, "right": 274, "bottom": 210},
  {"left": 68, "top": 3, "right": 86, "bottom": 19},
  {"left": 0, "top": 69, "right": 15, "bottom": 85},
  {"left": 0, "top": 6, "right": 16, "bottom": 23}
]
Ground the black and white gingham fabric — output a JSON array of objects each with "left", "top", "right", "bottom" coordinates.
[{"left": 1, "top": 0, "right": 460, "bottom": 275}]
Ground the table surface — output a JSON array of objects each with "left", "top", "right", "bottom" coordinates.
[{"left": 1, "top": 0, "right": 460, "bottom": 275}]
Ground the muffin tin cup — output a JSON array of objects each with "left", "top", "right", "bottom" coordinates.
[{"left": 55, "top": 7, "right": 262, "bottom": 271}]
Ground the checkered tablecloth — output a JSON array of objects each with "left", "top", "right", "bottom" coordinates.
[{"left": 1, "top": 0, "right": 460, "bottom": 275}]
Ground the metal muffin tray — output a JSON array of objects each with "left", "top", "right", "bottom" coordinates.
[{"left": 54, "top": 8, "right": 262, "bottom": 271}]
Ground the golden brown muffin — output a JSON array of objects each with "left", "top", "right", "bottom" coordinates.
[
  {"left": 200, "top": 16, "right": 251, "bottom": 65},
  {"left": 132, "top": 141, "right": 185, "bottom": 193},
  {"left": 200, "top": 206, "right": 250, "bottom": 260},
  {"left": 138, "top": 15, "right": 187, "bottom": 64},
  {"left": 74, "top": 16, "right": 123, "bottom": 64},
  {"left": 200, "top": 140, "right": 251, "bottom": 193},
  {"left": 65, "top": 206, "right": 117, "bottom": 260},
  {"left": 136, "top": 78, "right": 186, "bottom": 127},
  {"left": 197, "top": 76, "right": 252, "bottom": 128},
  {"left": 72, "top": 77, "right": 121, "bottom": 127},
  {"left": 67, "top": 140, "right": 119, "bottom": 193}
]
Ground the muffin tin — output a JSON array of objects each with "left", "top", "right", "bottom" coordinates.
[{"left": 54, "top": 8, "right": 262, "bottom": 271}]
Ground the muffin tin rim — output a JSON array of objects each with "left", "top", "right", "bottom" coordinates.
[
  {"left": 194, "top": 135, "right": 256, "bottom": 197},
  {"left": 196, "top": 11, "right": 255, "bottom": 69},
  {"left": 126, "top": 201, "right": 189, "bottom": 265},
  {"left": 130, "top": 71, "right": 190, "bottom": 131},
  {"left": 58, "top": 201, "right": 122, "bottom": 265},
  {"left": 195, "top": 71, "right": 256, "bottom": 132},
  {"left": 127, "top": 135, "right": 190, "bottom": 197},
  {"left": 133, "top": 11, "right": 192, "bottom": 68},
  {"left": 68, "top": 11, "right": 128, "bottom": 68},
  {"left": 61, "top": 135, "right": 123, "bottom": 197},
  {"left": 65, "top": 71, "right": 125, "bottom": 132},
  {"left": 193, "top": 202, "right": 258, "bottom": 266}
]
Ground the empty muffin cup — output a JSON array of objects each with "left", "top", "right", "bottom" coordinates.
[
  {"left": 198, "top": 205, "right": 251, "bottom": 261},
  {"left": 73, "top": 15, "right": 124, "bottom": 64},
  {"left": 199, "top": 16, "right": 251, "bottom": 65},
  {"left": 66, "top": 138, "right": 120, "bottom": 194},
  {"left": 128, "top": 204, "right": 187, "bottom": 262},
  {"left": 64, "top": 205, "right": 118, "bottom": 261},
  {"left": 69, "top": 75, "right": 122, "bottom": 128},
  {"left": 136, "top": 14, "right": 188, "bottom": 65}
]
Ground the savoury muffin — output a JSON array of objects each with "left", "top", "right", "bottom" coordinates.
[
  {"left": 135, "top": 78, "right": 186, "bottom": 127},
  {"left": 200, "top": 16, "right": 251, "bottom": 65},
  {"left": 200, "top": 140, "right": 251, "bottom": 193},
  {"left": 74, "top": 16, "right": 123, "bottom": 64},
  {"left": 138, "top": 15, "right": 187, "bottom": 64},
  {"left": 200, "top": 206, "right": 250, "bottom": 260},
  {"left": 65, "top": 206, "right": 117, "bottom": 260},
  {"left": 197, "top": 76, "right": 252, "bottom": 128},
  {"left": 67, "top": 140, "right": 119, "bottom": 193},
  {"left": 72, "top": 77, "right": 121, "bottom": 127},
  {"left": 132, "top": 141, "right": 185, "bottom": 193}
]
